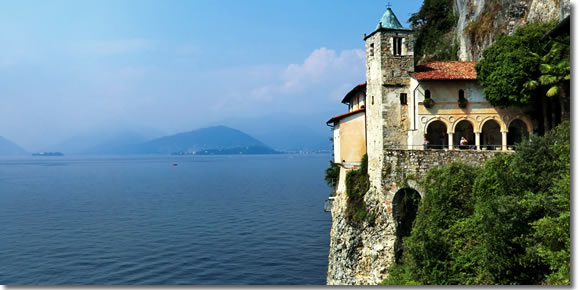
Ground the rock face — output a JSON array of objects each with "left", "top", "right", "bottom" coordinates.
[{"left": 454, "top": 0, "right": 570, "bottom": 61}]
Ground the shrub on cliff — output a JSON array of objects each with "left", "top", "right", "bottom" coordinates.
[
  {"left": 325, "top": 160, "right": 340, "bottom": 190},
  {"left": 345, "top": 154, "right": 371, "bottom": 223}
]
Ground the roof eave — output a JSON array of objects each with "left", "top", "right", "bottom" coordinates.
[
  {"left": 340, "top": 83, "right": 367, "bottom": 103},
  {"left": 364, "top": 27, "right": 412, "bottom": 40},
  {"left": 326, "top": 108, "right": 366, "bottom": 125}
]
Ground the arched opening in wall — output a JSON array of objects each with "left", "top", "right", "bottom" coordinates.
[
  {"left": 425, "top": 121, "right": 447, "bottom": 149},
  {"left": 507, "top": 119, "right": 529, "bottom": 150},
  {"left": 453, "top": 120, "right": 475, "bottom": 149},
  {"left": 482, "top": 119, "right": 502, "bottom": 150},
  {"left": 392, "top": 187, "right": 421, "bottom": 263}
]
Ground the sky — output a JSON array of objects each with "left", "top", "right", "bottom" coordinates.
[{"left": 0, "top": 0, "right": 423, "bottom": 151}]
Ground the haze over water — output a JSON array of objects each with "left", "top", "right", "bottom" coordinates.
[{"left": 0, "top": 154, "right": 332, "bottom": 285}]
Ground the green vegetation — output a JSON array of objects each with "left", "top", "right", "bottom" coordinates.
[
  {"left": 475, "top": 21, "right": 555, "bottom": 107},
  {"left": 383, "top": 122, "right": 570, "bottom": 285},
  {"left": 325, "top": 160, "right": 340, "bottom": 189},
  {"left": 423, "top": 98, "right": 434, "bottom": 108},
  {"left": 345, "top": 154, "right": 373, "bottom": 223},
  {"left": 408, "top": 0, "right": 458, "bottom": 63},
  {"left": 476, "top": 20, "right": 569, "bottom": 133}
]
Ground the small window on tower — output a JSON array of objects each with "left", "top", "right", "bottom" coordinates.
[
  {"left": 393, "top": 37, "right": 402, "bottom": 56},
  {"left": 370, "top": 43, "right": 374, "bottom": 56},
  {"left": 400, "top": 93, "right": 407, "bottom": 105}
]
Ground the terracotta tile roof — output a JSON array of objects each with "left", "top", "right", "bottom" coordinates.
[
  {"left": 411, "top": 61, "right": 477, "bottom": 81},
  {"left": 341, "top": 83, "right": 366, "bottom": 103},
  {"left": 327, "top": 108, "right": 365, "bottom": 125}
]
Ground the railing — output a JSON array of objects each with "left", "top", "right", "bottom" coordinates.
[
  {"left": 324, "top": 196, "right": 336, "bottom": 212},
  {"left": 383, "top": 144, "right": 513, "bottom": 151}
]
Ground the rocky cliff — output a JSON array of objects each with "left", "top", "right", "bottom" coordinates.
[{"left": 455, "top": 0, "right": 570, "bottom": 61}]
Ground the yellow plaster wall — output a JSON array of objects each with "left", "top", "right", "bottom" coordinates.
[{"left": 338, "top": 113, "right": 367, "bottom": 163}]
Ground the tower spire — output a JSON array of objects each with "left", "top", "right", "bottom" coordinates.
[{"left": 376, "top": 5, "right": 404, "bottom": 30}]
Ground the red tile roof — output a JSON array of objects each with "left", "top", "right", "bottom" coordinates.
[
  {"left": 341, "top": 83, "right": 366, "bottom": 103},
  {"left": 327, "top": 108, "right": 365, "bottom": 125},
  {"left": 411, "top": 61, "right": 477, "bottom": 81}
]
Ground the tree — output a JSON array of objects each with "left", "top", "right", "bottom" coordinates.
[
  {"left": 524, "top": 37, "right": 570, "bottom": 121},
  {"left": 408, "top": 0, "right": 458, "bottom": 63},
  {"left": 476, "top": 20, "right": 569, "bottom": 133},
  {"left": 475, "top": 21, "right": 555, "bottom": 107}
]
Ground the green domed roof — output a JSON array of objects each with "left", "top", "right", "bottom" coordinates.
[{"left": 376, "top": 8, "right": 404, "bottom": 30}]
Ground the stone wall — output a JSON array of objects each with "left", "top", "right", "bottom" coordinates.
[{"left": 327, "top": 149, "right": 504, "bottom": 285}]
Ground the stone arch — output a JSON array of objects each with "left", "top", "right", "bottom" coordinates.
[
  {"left": 507, "top": 115, "right": 533, "bottom": 133},
  {"left": 477, "top": 116, "right": 507, "bottom": 132},
  {"left": 507, "top": 119, "right": 530, "bottom": 148},
  {"left": 452, "top": 118, "right": 475, "bottom": 148},
  {"left": 392, "top": 187, "right": 421, "bottom": 263},
  {"left": 424, "top": 118, "right": 449, "bottom": 149},
  {"left": 451, "top": 116, "right": 476, "bottom": 133},
  {"left": 481, "top": 119, "right": 502, "bottom": 150}
]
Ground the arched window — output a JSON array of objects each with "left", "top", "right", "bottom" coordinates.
[
  {"left": 508, "top": 119, "right": 530, "bottom": 149},
  {"left": 458, "top": 89, "right": 467, "bottom": 108},
  {"left": 425, "top": 89, "right": 431, "bottom": 99},
  {"left": 454, "top": 120, "right": 474, "bottom": 149},
  {"left": 482, "top": 120, "right": 502, "bottom": 150},
  {"left": 425, "top": 121, "right": 447, "bottom": 149}
]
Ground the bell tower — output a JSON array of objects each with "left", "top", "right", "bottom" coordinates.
[{"left": 364, "top": 7, "right": 414, "bottom": 189}]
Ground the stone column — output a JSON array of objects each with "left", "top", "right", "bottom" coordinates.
[
  {"left": 475, "top": 132, "right": 481, "bottom": 150},
  {"left": 448, "top": 132, "right": 454, "bottom": 150},
  {"left": 501, "top": 130, "right": 508, "bottom": 151}
]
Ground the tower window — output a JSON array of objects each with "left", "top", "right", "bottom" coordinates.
[
  {"left": 393, "top": 37, "right": 402, "bottom": 56},
  {"left": 400, "top": 93, "right": 407, "bottom": 105},
  {"left": 370, "top": 43, "right": 374, "bottom": 56}
]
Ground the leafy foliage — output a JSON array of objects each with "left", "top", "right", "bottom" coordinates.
[
  {"left": 325, "top": 161, "right": 340, "bottom": 189},
  {"left": 475, "top": 21, "right": 556, "bottom": 107},
  {"left": 408, "top": 0, "right": 458, "bottom": 63},
  {"left": 383, "top": 122, "right": 570, "bottom": 285},
  {"left": 345, "top": 154, "right": 372, "bottom": 223}
]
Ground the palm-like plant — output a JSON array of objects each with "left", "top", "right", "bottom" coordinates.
[{"left": 523, "top": 40, "right": 570, "bottom": 120}]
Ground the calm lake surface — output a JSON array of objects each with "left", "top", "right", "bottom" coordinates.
[{"left": 0, "top": 154, "right": 332, "bottom": 285}]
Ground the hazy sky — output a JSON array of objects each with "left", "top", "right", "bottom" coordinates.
[{"left": 0, "top": 0, "right": 422, "bottom": 150}]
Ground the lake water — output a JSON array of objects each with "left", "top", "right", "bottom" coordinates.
[{"left": 0, "top": 154, "right": 332, "bottom": 285}]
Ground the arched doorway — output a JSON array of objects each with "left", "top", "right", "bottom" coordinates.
[
  {"left": 507, "top": 119, "right": 529, "bottom": 149},
  {"left": 453, "top": 120, "right": 475, "bottom": 149},
  {"left": 425, "top": 121, "right": 447, "bottom": 149},
  {"left": 482, "top": 120, "right": 502, "bottom": 150},
  {"left": 392, "top": 188, "right": 421, "bottom": 263}
]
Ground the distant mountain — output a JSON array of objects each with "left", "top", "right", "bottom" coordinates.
[
  {"left": 194, "top": 146, "right": 281, "bottom": 155},
  {"left": 216, "top": 112, "right": 334, "bottom": 152},
  {"left": 116, "top": 126, "right": 276, "bottom": 155},
  {"left": 0, "top": 136, "right": 28, "bottom": 155},
  {"left": 47, "top": 131, "right": 153, "bottom": 155},
  {"left": 82, "top": 132, "right": 151, "bottom": 154}
]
